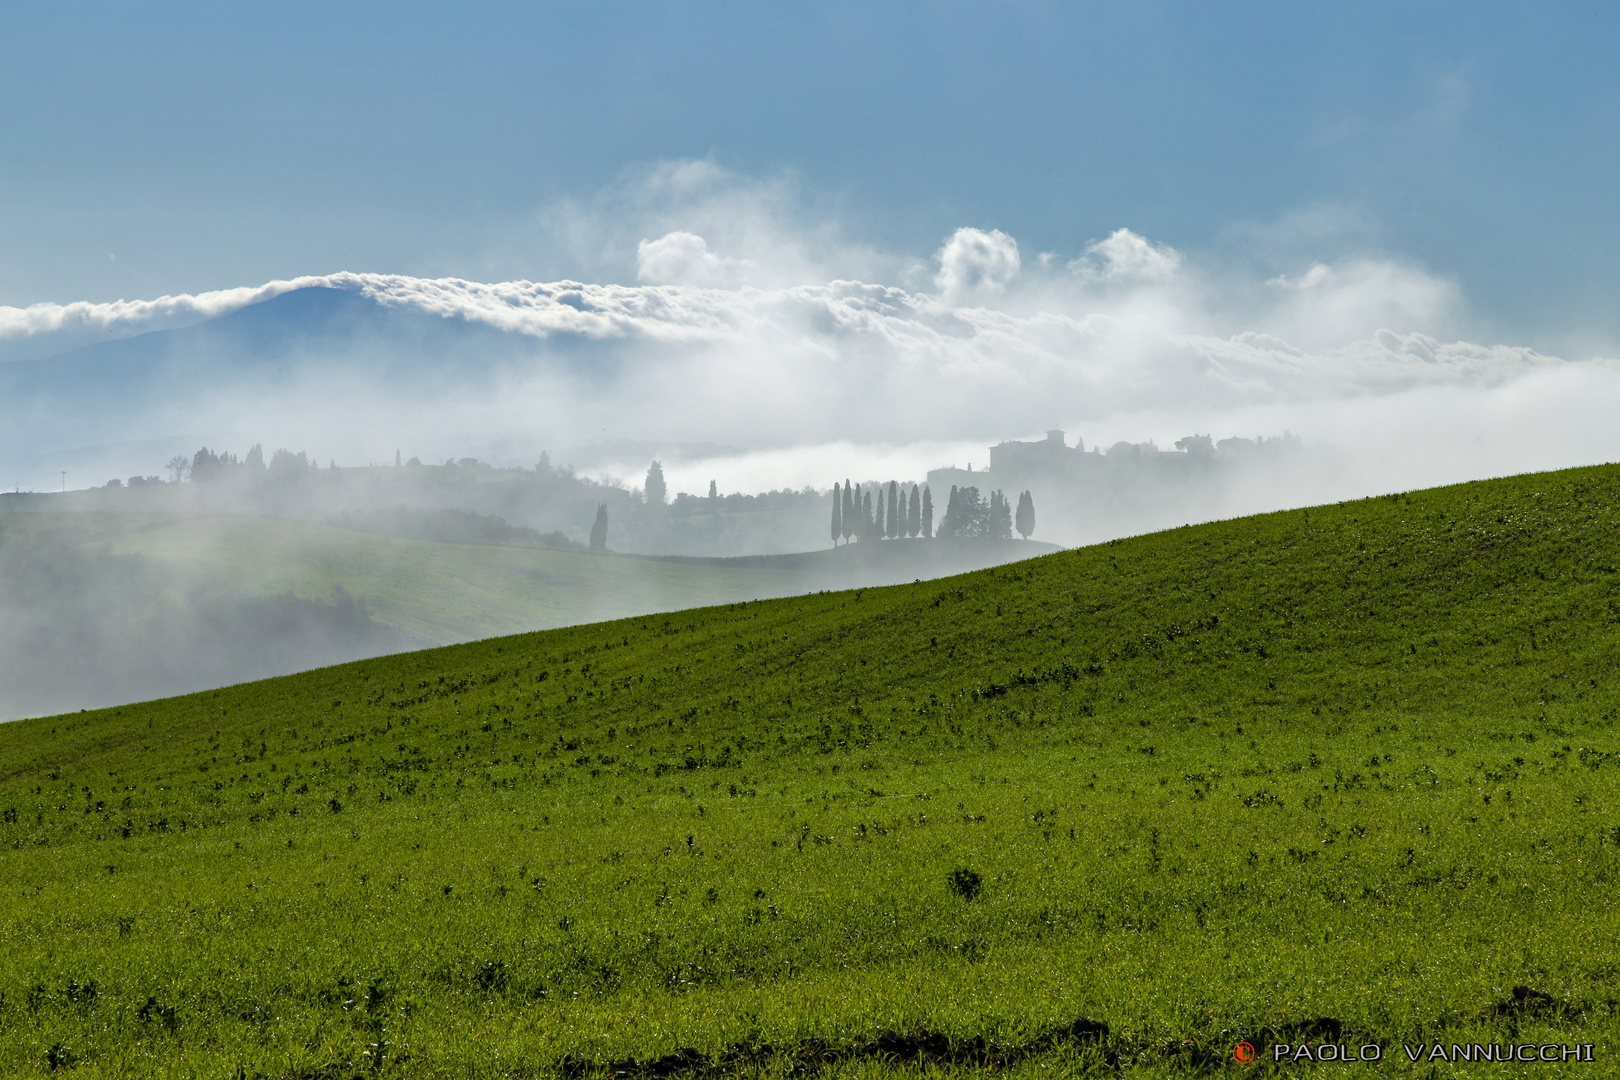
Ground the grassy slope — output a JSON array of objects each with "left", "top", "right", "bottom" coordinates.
[
  {"left": 3, "top": 467, "right": 1620, "bottom": 1076},
  {"left": 101, "top": 514, "right": 795, "bottom": 642},
  {"left": 76, "top": 513, "right": 1052, "bottom": 643}
]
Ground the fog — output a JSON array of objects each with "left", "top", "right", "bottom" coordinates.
[
  {"left": 2, "top": 161, "right": 1616, "bottom": 716},
  {"left": 3, "top": 166, "right": 1612, "bottom": 517},
  {"left": 0, "top": 518, "right": 425, "bottom": 720},
  {"left": 0, "top": 493, "right": 1057, "bottom": 720}
]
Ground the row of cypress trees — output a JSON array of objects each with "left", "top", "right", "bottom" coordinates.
[
  {"left": 830, "top": 480, "right": 932, "bottom": 545},
  {"left": 831, "top": 481, "right": 1036, "bottom": 546},
  {"left": 591, "top": 477, "right": 1032, "bottom": 553}
]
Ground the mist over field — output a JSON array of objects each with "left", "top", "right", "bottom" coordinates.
[
  {"left": 0, "top": 519, "right": 425, "bottom": 719},
  {"left": 6, "top": 8, "right": 1620, "bottom": 1073},
  {"left": 3, "top": 164, "right": 1618, "bottom": 718}
]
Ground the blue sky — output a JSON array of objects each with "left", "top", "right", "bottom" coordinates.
[{"left": 1, "top": 1, "right": 1616, "bottom": 354}]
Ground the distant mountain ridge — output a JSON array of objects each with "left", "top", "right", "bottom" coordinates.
[
  {"left": 10, "top": 285, "right": 528, "bottom": 379},
  {"left": 0, "top": 282, "right": 628, "bottom": 482}
]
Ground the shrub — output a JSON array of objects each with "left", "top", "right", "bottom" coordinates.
[{"left": 947, "top": 867, "right": 983, "bottom": 900}]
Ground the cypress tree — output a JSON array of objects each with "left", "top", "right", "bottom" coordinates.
[
  {"left": 959, "top": 487, "right": 986, "bottom": 536},
  {"left": 875, "top": 487, "right": 886, "bottom": 539},
  {"left": 862, "top": 490, "right": 873, "bottom": 541},
  {"left": 644, "top": 461, "right": 667, "bottom": 508},
  {"left": 589, "top": 503, "right": 609, "bottom": 551},
  {"left": 1015, "top": 490, "right": 1035, "bottom": 539},
  {"left": 940, "top": 485, "right": 960, "bottom": 537},
  {"left": 830, "top": 482, "right": 843, "bottom": 546},
  {"left": 908, "top": 483, "right": 920, "bottom": 537},
  {"left": 922, "top": 486, "right": 934, "bottom": 538},
  {"left": 887, "top": 480, "right": 900, "bottom": 539},
  {"left": 842, "top": 480, "right": 855, "bottom": 543},
  {"left": 991, "top": 490, "right": 1013, "bottom": 539}
]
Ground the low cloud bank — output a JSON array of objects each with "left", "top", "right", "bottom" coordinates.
[{"left": 3, "top": 165, "right": 1615, "bottom": 527}]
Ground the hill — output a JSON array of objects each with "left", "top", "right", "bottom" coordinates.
[
  {"left": 0, "top": 286, "right": 532, "bottom": 457},
  {"left": 0, "top": 511, "right": 1055, "bottom": 718},
  {"left": 2, "top": 466, "right": 1619, "bottom": 1075},
  {"left": 105, "top": 514, "right": 1056, "bottom": 642},
  {"left": 0, "top": 282, "right": 636, "bottom": 493}
]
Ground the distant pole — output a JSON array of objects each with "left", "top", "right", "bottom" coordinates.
[{"left": 61, "top": 471, "right": 65, "bottom": 492}]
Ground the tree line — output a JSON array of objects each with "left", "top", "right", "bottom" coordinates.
[{"left": 829, "top": 481, "right": 1034, "bottom": 545}]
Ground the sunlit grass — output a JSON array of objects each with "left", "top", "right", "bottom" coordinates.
[{"left": 4, "top": 464, "right": 1620, "bottom": 1076}]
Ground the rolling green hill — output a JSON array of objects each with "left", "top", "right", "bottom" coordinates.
[
  {"left": 4, "top": 466, "right": 1620, "bottom": 1077},
  {"left": 0, "top": 511, "right": 1055, "bottom": 720},
  {"left": 86, "top": 511, "right": 1057, "bottom": 644}
]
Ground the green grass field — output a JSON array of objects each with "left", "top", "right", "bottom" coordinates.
[{"left": 3, "top": 466, "right": 1620, "bottom": 1077}]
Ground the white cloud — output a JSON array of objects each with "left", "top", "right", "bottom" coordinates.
[
  {"left": 492, "top": 158, "right": 904, "bottom": 290},
  {"left": 0, "top": 279, "right": 309, "bottom": 358},
  {"left": 1263, "top": 258, "right": 1462, "bottom": 349},
  {"left": 635, "top": 231, "right": 757, "bottom": 288},
  {"left": 0, "top": 257, "right": 1544, "bottom": 419},
  {"left": 1071, "top": 228, "right": 1182, "bottom": 282},
  {"left": 934, "top": 227, "right": 1021, "bottom": 296},
  {"left": 6, "top": 182, "right": 1617, "bottom": 537}
]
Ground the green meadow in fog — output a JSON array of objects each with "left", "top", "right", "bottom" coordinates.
[{"left": 4, "top": 467, "right": 1619, "bottom": 1077}]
